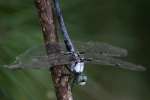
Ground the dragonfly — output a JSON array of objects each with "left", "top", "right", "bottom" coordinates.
[
  {"left": 3, "top": 41, "right": 146, "bottom": 83},
  {"left": 3, "top": 0, "right": 146, "bottom": 86},
  {"left": 52, "top": 0, "right": 145, "bottom": 86}
]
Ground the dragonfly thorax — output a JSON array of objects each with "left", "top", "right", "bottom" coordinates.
[{"left": 72, "top": 61, "right": 85, "bottom": 73}]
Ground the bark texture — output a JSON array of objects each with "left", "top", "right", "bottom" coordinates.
[{"left": 35, "top": 0, "right": 73, "bottom": 100}]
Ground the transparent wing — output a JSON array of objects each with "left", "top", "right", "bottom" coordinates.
[
  {"left": 16, "top": 41, "right": 127, "bottom": 59},
  {"left": 85, "top": 55, "right": 146, "bottom": 71},
  {"left": 4, "top": 56, "right": 50, "bottom": 69},
  {"left": 3, "top": 44, "right": 73, "bottom": 69},
  {"left": 73, "top": 41, "right": 128, "bottom": 57}
]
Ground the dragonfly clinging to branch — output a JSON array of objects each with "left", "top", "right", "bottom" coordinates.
[
  {"left": 3, "top": 41, "right": 129, "bottom": 69},
  {"left": 52, "top": 0, "right": 146, "bottom": 86},
  {"left": 3, "top": 0, "right": 146, "bottom": 86},
  {"left": 3, "top": 41, "right": 146, "bottom": 85}
]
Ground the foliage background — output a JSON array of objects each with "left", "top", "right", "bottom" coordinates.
[{"left": 0, "top": 0, "right": 149, "bottom": 100}]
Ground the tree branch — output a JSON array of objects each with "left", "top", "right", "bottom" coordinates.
[{"left": 35, "top": 0, "right": 73, "bottom": 100}]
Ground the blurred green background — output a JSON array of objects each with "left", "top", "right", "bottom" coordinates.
[{"left": 0, "top": 0, "right": 149, "bottom": 100}]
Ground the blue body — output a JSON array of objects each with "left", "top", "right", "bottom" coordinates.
[{"left": 54, "top": 0, "right": 87, "bottom": 85}]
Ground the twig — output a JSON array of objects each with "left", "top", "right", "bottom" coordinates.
[{"left": 35, "top": 0, "right": 73, "bottom": 100}]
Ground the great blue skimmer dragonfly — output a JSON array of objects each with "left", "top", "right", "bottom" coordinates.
[
  {"left": 52, "top": 0, "right": 146, "bottom": 86},
  {"left": 3, "top": 41, "right": 146, "bottom": 87},
  {"left": 4, "top": 41, "right": 145, "bottom": 71},
  {"left": 3, "top": 0, "right": 146, "bottom": 87}
]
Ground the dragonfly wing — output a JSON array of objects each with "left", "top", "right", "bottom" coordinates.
[
  {"left": 18, "top": 43, "right": 65, "bottom": 57},
  {"left": 4, "top": 56, "right": 50, "bottom": 69},
  {"left": 17, "top": 41, "right": 127, "bottom": 58},
  {"left": 85, "top": 55, "right": 146, "bottom": 71},
  {"left": 4, "top": 54, "right": 73, "bottom": 69},
  {"left": 37, "top": 53, "right": 74, "bottom": 66},
  {"left": 72, "top": 41, "right": 128, "bottom": 57},
  {"left": 4, "top": 43, "right": 73, "bottom": 69}
]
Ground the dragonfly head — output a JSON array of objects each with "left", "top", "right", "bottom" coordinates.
[{"left": 76, "top": 74, "right": 87, "bottom": 86}]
